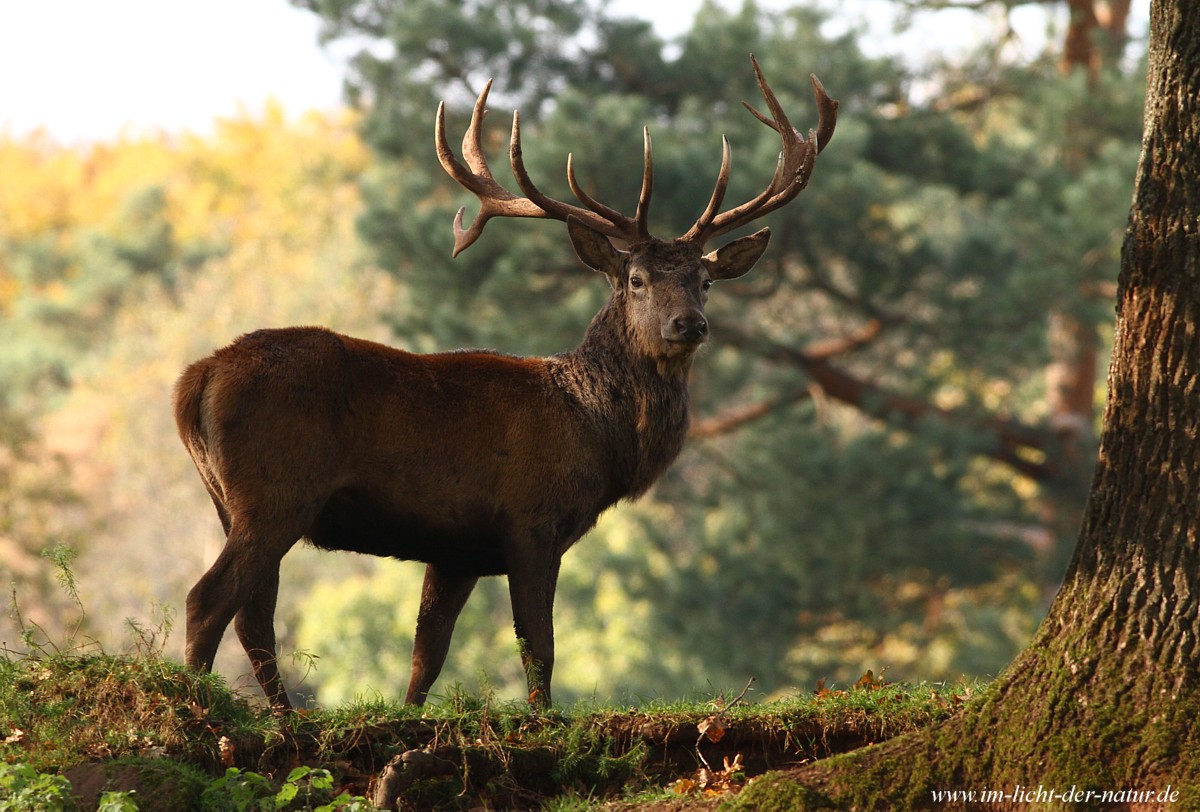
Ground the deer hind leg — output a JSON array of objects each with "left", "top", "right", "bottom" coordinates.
[
  {"left": 185, "top": 520, "right": 296, "bottom": 703},
  {"left": 234, "top": 564, "right": 290, "bottom": 709},
  {"left": 404, "top": 564, "right": 478, "bottom": 705}
]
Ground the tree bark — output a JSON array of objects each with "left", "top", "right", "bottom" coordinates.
[
  {"left": 722, "top": 2, "right": 1200, "bottom": 807},
  {"left": 1039, "top": 0, "right": 1133, "bottom": 590}
]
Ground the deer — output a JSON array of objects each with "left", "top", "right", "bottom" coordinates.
[{"left": 174, "top": 55, "right": 837, "bottom": 709}]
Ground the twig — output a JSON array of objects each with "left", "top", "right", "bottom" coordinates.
[{"left": 695, "top": 677, "right": 757, "bottom": 771}]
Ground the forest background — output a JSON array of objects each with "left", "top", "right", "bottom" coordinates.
[{"left": 0, "top": 0, "right": 1148, "bottom": 707}]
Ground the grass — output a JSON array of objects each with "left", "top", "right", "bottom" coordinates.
[
  {"left": 2, "top": 555, "right": 979, "bottom": 808},
  {"left": 0, "top": 647, "right": 980, "bottom": 810}
]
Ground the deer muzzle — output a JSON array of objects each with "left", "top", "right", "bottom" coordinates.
[{"left": 665, "top": 310, "right": 709, "bottom": 344}]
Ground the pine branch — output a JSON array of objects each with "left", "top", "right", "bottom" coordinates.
[{"left": 720, "top": 326, "right": 1056, "bottom": 481}]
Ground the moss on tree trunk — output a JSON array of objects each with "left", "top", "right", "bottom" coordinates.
[{"left": 709, "top": 3, "right": 1200, "bottom": 808}]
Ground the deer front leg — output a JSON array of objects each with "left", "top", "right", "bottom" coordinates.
[
  {"left": 405, "top": 564, "right": 478, "bottom": 705},
  {"left": 506, "top": 550, "right": 561, "bottom": 708}
]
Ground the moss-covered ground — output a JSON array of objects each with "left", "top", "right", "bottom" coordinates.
[{"left": 0, "top": 650, "right": 976, "bottom": 809}]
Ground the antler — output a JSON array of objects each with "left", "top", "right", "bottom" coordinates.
[
  {"left": 435, "top": 81, "right": 653, "bottom": 257},
  {"left": 681, "top": 54, "right": 839, "bottom": 247},
  {"left": 436, "top": 55, "right": 837, "bottom": 257}
]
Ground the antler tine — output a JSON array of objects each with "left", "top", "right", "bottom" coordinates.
[
  {"left": 747, "top": 54, "right": 800, "bottom": 149},
  {"left": 633, "top": 127, "right": 653, "bottom": 242},
  {"left": 508, "top": 111, "right": 630, "bottom": 241},
  {"left": 461, "top": 79, "right": 496, "bottom": 177},
  {"left": 566, "top": 128, "right": 655, "bottom": 244},
  {"left": 567, "top": 153, "right": 625, "bottom": 224},
  {"left": 436, "top": 80, "right": 655, "bottom": 257},
  {"left": 683, "top": 54, "right": 839, "bottom": 247},
  {"left": 436, "top": 85, "right": 550, "bottom": 257},
  {"left": 744, "top": 72, "right": 838, "bottom": 155},
  {"left": 811, "top": 74, "right": 838, "bottom": 153},
  {"left": 681, "top": 135, "right": 732, "bottom": 242}
]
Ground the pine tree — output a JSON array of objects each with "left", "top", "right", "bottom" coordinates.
[{"left": 738, "top": 1, "right": 1200, "bottom": 803}]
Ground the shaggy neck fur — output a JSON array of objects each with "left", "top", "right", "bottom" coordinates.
[{"left": 551, "top": 294, "right": 695, "bottom": 502}]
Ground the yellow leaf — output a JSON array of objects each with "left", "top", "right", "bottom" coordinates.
[{"left": 671, "top": 778, "right": 698, "bottom": 794}]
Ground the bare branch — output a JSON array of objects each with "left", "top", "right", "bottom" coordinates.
[
  {"left": 690, "top": 391, "right": 812, "bottom": 439},
  {"left": 802, "top": 319, "right": 887, "bottom": 361},
  {"left": 721, "top": 327, "right": 1056, "bottom": 481}
]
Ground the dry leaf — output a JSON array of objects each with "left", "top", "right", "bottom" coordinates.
[
  {"left": 855, "top": 669, "right": 884, "bottom": 690},
  {"left": 698, "top": 715, "right": 726, "bottom": 743}
]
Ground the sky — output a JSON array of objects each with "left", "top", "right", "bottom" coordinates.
[
  {"left": 0, "top": 0, "right": 345, "bottom": 142},
  {"left": 0, "top": 0, "right": 1147, "bottom": 143}
]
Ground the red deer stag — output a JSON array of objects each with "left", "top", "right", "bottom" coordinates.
[{"left": 175, "top": 55, "right": 837, "bottom": 708}]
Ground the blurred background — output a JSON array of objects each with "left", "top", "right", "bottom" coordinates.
[{"left": 0, "top": 0, "right": 1146, "bottom": 705}]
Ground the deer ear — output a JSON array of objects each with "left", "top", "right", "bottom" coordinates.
[
  {"left": 569, "top": 216, "right": 625, "bottom": 286},
  {"left": 702, "top": 227, "right": 770, "bottom": 280}
]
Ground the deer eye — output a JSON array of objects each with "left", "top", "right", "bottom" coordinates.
[
  {"left": 629, "top": 275, "right": 645, "bottom": 290},
  {"left": 702, "top": 279, "right": 714, "bottom": 292}
]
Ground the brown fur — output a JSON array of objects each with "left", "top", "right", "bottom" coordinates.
[{"left": 176, "top": 223, "right": 769, "bottom": 707}]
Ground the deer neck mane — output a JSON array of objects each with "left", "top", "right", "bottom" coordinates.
[{"left": 551, "top": 298, "right": 694, "bottom": 498}]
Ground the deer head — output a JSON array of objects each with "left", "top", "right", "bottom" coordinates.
[{"left": 435, "top": 55, "right": 839, "bottom": 366}]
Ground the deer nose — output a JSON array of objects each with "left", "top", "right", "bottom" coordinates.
[{"left": 668, "top": 311, "right": 709, "bottom": 343}]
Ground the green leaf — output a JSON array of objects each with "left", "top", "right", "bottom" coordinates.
[
  {"left": 283, "top": 766, "right": 312, "bottom": 784},
  {"left": 274, "top": 782, "right": 299, "bottom": 806}
]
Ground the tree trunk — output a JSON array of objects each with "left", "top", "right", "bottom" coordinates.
[
  {"left": 1038, "top": 0, "right": 1129, "bottom": 595},
  {"left": 726, "top": 2, "right": 1200, "bottom": 807}
]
